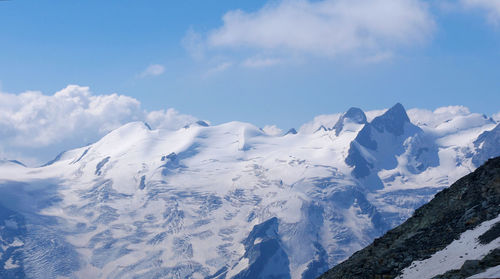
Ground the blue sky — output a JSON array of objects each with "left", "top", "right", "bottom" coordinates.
[
  {"left": 1, "top": 0, "right": 500, "bottom": 164},
  {"left": 1, "top": 0, "right": 500, "bottom": 129}
]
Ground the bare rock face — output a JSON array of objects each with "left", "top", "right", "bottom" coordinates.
[{"left": 319, "top": 156, "right": 500, "bottom": 279}]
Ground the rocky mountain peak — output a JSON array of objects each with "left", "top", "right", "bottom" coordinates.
[
  {"left": 333, "top": 107, "right": 367, "bottom": 136},
  {"left": 371, "top": 103, "right": 411, "bottom": 136},
  {"left": 285, "top": 128, "right": 297, "bottom": 135},
  {"left": 344, "top": 107, "right": 367, "bottom": 123}
]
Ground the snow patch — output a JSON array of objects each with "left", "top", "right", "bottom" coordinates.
[
  {"left": 398, "top": 215, "right": 500, "bottom": 279},
  {"left": 467, "top": 265, "right": 500, "bottom": 278},
  {"left": 4, "top": 257, "right": 20, "bottom": 269}
]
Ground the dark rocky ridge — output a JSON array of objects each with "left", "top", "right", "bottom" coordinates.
[
  {"left": 370, "top": 103, "right": 410, "bottom": 136},
  {"left": 319, "top": 156, "right": 500, "bottom": 279}
]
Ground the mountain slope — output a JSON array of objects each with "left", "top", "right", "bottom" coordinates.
[
  {"left": 472, "top": 123, "right": 500, "bottom": 167},
  {"left": 345, "top": 103, "right": 439, "bottom": 191},
  {"left": 0, "top": 104, "right": 498, "bottom": 279},
  {"left": 319, "top": 156, "right": 500, "bottom": 279}
]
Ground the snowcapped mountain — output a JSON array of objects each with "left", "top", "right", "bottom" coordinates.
[{"left": 0, "top": 104, "right": 498, "bottom": 279}]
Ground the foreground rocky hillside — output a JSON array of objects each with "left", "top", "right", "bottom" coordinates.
[{"left": 319, "top": 156, "right": 500, "bottom": 279}]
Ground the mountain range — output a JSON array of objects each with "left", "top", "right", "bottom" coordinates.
[{"left": 0, "top": 103, "right": 499, "bottom": 279}]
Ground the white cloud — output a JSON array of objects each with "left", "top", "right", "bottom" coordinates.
[
  {"left": 242, "top": 57, "right": 281, "bottom": 68},
  {"left": 182, "top": 28, "right": 205, "bottom": 60},
  {"left": 139, "top": 64, "right": 165, "bottom": 78},
  {"left": 433, "top": 105, "right": 471, "bottom": 115},
  {"left": 299, "top": 113, "right": 342, "bottom": 133},
  {"left": 207, "top": 0, "right": 435, "bottom": 57},
  {"left": 407, "top": 105, "right": 474, "bottom": 127},
  {"left": 0, "top": 85, "right": 196, "bottom": 165},
  {"left": 462, "top": 0, "right": 500, "bottom": 24},
  {"left": 204, "top": 62, "right": 233, "bottom": 77},
  {"left": 146, "top": 109, "right": 197, "bottom": 130},
  {"left": 299, "top": 108, "right": 387, "bottom": 133},
  {"left": 262, "top": 125, "right": 283, "bottom": 136}
]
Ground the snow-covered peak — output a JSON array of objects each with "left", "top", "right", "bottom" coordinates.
[
  {"left": 285, "top": 128, "right": 298, "bottom": 135},
  {"left": 342, "top": 107, "right": 367, "bottom": 124},
  {"left": 333, "top": 107, "right": 367, "bottom": 136},
  {"left": 472, "top": 123, "right": 500, "bottom": 167},
  {"left": 0, "top": 104, "right": 498, "bottom": 279},
  {"left": 345, "top": 103, "right": 436, "bottom": 187},
  {"left": 371, "top": 103, "right": 411, "bottom": 136},
  {"left": 88, "top": 121, "right": 155, "bottom": 155}
]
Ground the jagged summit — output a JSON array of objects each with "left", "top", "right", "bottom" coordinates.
[
  {"left": 285, "top": 128, "right": 297, "bottom": 135},
  {"left": 333, "top": 107, "right": 367, "bottom": 136},
  {"left": 315, "top": 125, "right": 329, "bottom": 132},
  {"left": 371, "top": 103, "right": 410, "bottom": 136},
  {"left": 344, "top": 103, "right": 437, "bottom": 186},
  {"left": 344, "top": 107, "right": 367, "bottom": 122}
]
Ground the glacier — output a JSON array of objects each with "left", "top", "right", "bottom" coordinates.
[{"left": 0, "top": 104, "right": 498, "bottom": 279}]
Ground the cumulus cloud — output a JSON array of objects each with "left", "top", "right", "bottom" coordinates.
[
  {"left": 139, "top": 64, "right": 165, "bottom": 78},
  {"left": 407, "top": 106, "right": 471, "bottom": 127},
  {"left": 407, "top": 105, "right": 497, "bottom": 132},
  {"left": 262, "top": 125, "right": 283, "bottom": 136},
  {"left": 0, "top": 85, "right": 197, "bottom": 164},
  {"left": 299, "top": 113, "right": 342, "bottom": 133},
  {"left": 145, "top": 109, "right": 197, "bottom": 130},
  {"left": 206, "top": 0, "right": 435, "bottom": 57}
]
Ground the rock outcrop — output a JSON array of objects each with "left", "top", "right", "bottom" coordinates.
[{"left": 319, "top": 156, "right": 500, "bottom": 279}]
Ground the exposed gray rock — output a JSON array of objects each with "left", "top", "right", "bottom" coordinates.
[
  {"left": 285, "top": 128, "right": 297, "bottom": 135},
  {"left": 319, "top": 156, "right": 500, "bottom": 279}
]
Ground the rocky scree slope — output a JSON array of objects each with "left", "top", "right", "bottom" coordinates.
[{"left": 319, "top": 156, "right": 500, "bottom": 279}]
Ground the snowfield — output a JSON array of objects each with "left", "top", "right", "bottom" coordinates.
[
  {"left": 397, "top": 215, "right": 500, "bottom": 279},
  {"left": 0, "top": 104, "right": 498, "bottom": 279}
]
